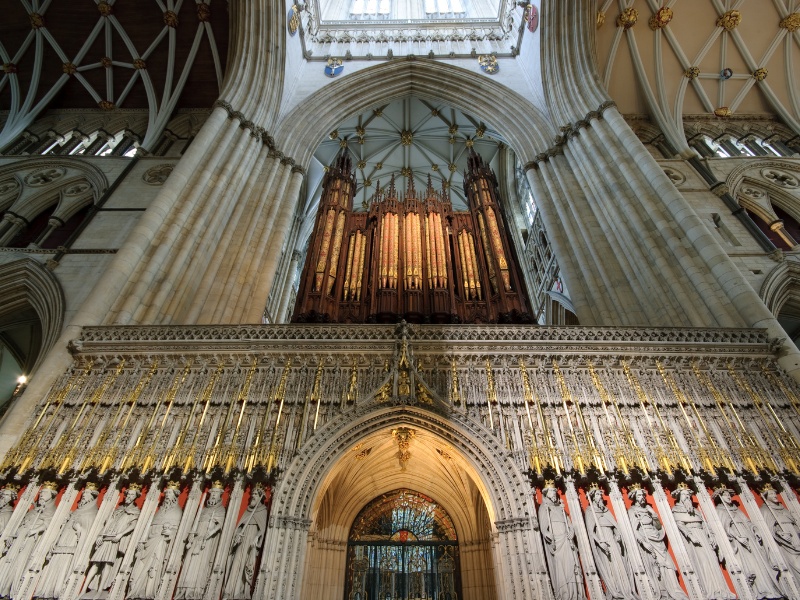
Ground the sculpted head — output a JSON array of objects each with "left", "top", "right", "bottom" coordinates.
[
  {"left": 588, "top": 487, "right": 604, "bottom": 507},
  {"left": 249, "top": 485, "right": 265, "bottom": 508},
  {"left": 79, "top": 486, "right": 99, "bottom": 507},
  {"left": 38, "top": 483, "right": 58, "bottom": 505},
  {"left": 761, "top": 485, "right": 779, "bottom": 504},
  {"left": 163, "top": 482, "right": 181, "bottom": 505},
  {"left": 124, "top": 485, "right": 142, "bottom": 505},
  {"left": 0, "top": 487, "right": 16, "bottom": 508},
  {"left": 207, "top": 484, "right": 224, "bottom": 507},
  {"left": 712, "top": 487, "right": 734, "bottom": 505},
  {"left": 543, "top": 484, "right": 558, "bottom": 504}
]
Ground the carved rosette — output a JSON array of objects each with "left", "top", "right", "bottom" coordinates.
[
  {"left": 597, "top": 11, "right": 606, "bottom": 28},
  {"left": 780, "top": 13, "right": 800, "bottom": 31},
  {"left": 133, "top": 58, "right": 147, "bottom": 70},
  {"left": 684, "top": 66, "right": 700, "bottom": 79},
  {"left": 197, "top": 3, "right": 211, "bottom": 22},
  {"left": 753, "top": 68, "right": 768, "bottom": 81},
  {"left": 400, "top": 130, "right": 413, "bottom": 146},
  {"left": 97, "top": 1, "right": 112, "bottom": 16},
  {"left": 163, "top": 10, "right": 179, "bottom": 28},
  {"left": 101, "top": 56, "right": 113, "bottom": 68},
  {"left": 716, "top": 10, "right": 741, "bottom": 31},
  {"left": 649, "top": 7, "right": 673, "bottom": 30},
  {"left": 98, "top": 100, "right": 116, "bottom": 111},
  {"left": 2, "top": 63, "right": 18, "bottom": 74},
  {"left": 616, "top": 8, "right": 638, "bottom": 30},
  {"left": 29, "top": 12, "right": 45, "bottom": 29},
  {"left": 62, "top": 62, "right": 77, "bottom": 76}
]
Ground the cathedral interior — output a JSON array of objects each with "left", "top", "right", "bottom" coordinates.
[{"left": 3, "top": 1, "right": 800, "bottom": 599}]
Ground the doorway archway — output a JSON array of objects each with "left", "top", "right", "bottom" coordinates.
[{"left": 256, "top": 405, "right": 547, "bottom": 600}]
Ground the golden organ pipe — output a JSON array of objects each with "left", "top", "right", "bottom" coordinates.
[
  {"left": 380, "top": 214, "right": 388, "bottom": 288},
  {"left": 343, "top": 233, "right": 355, "bottom": 300},
  {"left": 316, "top": 209, "right": 336, "bottom": 292},
  {"left": 392, "top": 213, "right": 399, "bottom": 289},
  {"left": 458, "top": 232, "right": 469, "bottom": 299},
  {"left": 356, "top": 232, "right": 366, "bottom": 301},
  {"left": 426, "top": 214, "right": 433, "bottom": 288},
  {"left": 477, "top": 213, "right": 497, "bottom": 294},
  {"left": 327, "top": 211, "right": 346, "bottom": 296}
]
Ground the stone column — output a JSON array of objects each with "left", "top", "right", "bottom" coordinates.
[
  {"left": 0, "top": 213, "right": 27, "bottom": 246},
  {"left": 275, "top": 249, "right": 304, "bottom": 323},
  {"left": 256, "top": 513, "right": 312, "bottom": 600}
]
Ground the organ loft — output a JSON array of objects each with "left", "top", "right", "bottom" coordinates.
[{"left": 293, "top": 149, "right": 532, "bottom": 324}]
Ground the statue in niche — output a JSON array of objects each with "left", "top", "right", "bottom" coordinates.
[
  {"left": 175, "top": 482, "right": 227, "bottom": 600},
  {"left": 626, "top": 485, "right": 688, "bottom": 600},
  {"left": 0, "top": 485, "right": 18, "bottom": 543},
  {"left": 759, "top": 484, "right": 800, "bottom": 594},
  {"left": 537, "top": 481, "right": 586, "bottom": 600},
  {"left": 584, "top": 485, "right": 640, "bottom": 600},
  {"left": 222, "top": 484, "right": 268, "bottom": 600},
  {"left": 670, "top": 484, "right": 736, "bottom": 600},
  {"left": 127, "top": 482, "right": 183, "bottom": 599},
  {"left": 0, "top": 482, "right": 58, "bottom": 598},
  {"left": 83, "top": 484, "right": 141, "bottom": 595},
  {"left": 714, "top": 486, "right": 783, "bottom": 600},
  {"left": 37, "top": 483, "right": 100, "bottom": 599}
]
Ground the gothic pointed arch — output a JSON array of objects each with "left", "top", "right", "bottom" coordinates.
[
  {"left": 0, "top": 257, "right": 65, "bottom": 375},
  {"left": 272, "top": 60, "right": 557, "bottom": 169},
  {"left": 258, "top": 403, "right": 544, "bottom": 600}
]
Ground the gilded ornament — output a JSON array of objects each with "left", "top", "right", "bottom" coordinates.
[
  {"left": 62, "top": 62, "right": 77, "bottom": 75},
  {"left": 376, "top": 162, "right": 383, "bottom": 169},
  {"left": 329, "top": 130, "right": 339, "bottom": 140},
  {"left": 465, "top": 139, "right": 474, "bottom": 148},
  {"left": 431, "top": 109, "right": 439, "bottom": 116},
  {"left": 753, "top": 68, "right": 768, "bottom": 81},
  {"left": 649, "top": 7, "right": 673, "bottom": 30},
  {"left": 197, "top": 3, "right": 211, "bottom": 22},
  {"left": 355, "top": 126, "right": 366, "bottom": 137},
  {"left": 357, "top": 160, "right": 366, "bottom": 169},
  {"left": 400, "top": 130, "right": 413, "bottom": 146},
  {"left": 448, "top": 124, "right": 458, "bottom": 135},
  {"left": 133, "top": 58, "right": 147, "bottom": 70},
  {"left": 476, "top": 125, "right": 486, "bottom": 138},
  {"left": 448, "top": 163, "right": 457, "bottom": 172},
  {"left": 616, "top": 8, "right": 638, "bottom": 30},
  {"left": 164, "top": 10, "right": 179, "bottom": 28},
  {"left": 98, "top": 1, "right": 112, "bottom": 16},
  {"left": 364, "top": 178, "right": 372, "bottom": 187},
  {"left": 449, "top": 137, "right": 456, "bottom": 144},
  {"left": 3, "top": 63, "right": 18, "bottom": 74},
  {"left": 478, "top": 54, "right": 499, "bottom": 74},
  {"left": 716, "top": 10, "right": 741, "bottom": 31},
  {"left": 101, "top": 56, "right": 113, "bottom": 68},
  {"left": 401, "top": 167, "right": 412, "bottom": 177},
  {"left": 714, "top": 107, "right": 732, "bottom": 118},
  {"left": 98, "top": 100, "right": 116, "bottom": 111},
  {"left": 288, "top": 5, "right": 300, "bottom": 34},
  {"left": 339, "top": 138, "right": 348, "bottom": 148},
  {"left": 431, "top": 164, "right": 439, "bottom": 172},
  {"left": 29, "top": 12, "right": 45, "bottom": 29},
  {"left": 373, "top": 108, "right": 383, "bottom": 117},
  {"left": 684, "top": 66, "right": 700, "bottom": 79},
  {"left": 780, "top": 13, "right": 800, "bottom": 32}
]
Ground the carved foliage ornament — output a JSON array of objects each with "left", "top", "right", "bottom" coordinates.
[
  {"left": 98, "top": 1, "right": 112, "bottom": 16},
  {"left": 780, "top": 13, "right": 800, "bottom": 32},
  {"left": 716, "top": 10, "right": 741, "bottom": 31},
  {"left": 649, "top": 7, "right": 673, "bottom": 30},
  {"left": 197, "top": 3, "right": 211, "bottom": 22},
  {"left": 685, "top": 66, "right": 700, "bottom": 79},
  {"left": 617, "top": 8, "right": 638, "bottom": 30},
  {"left": 753, "top": 68, "right": 768, "bottom": 81}
]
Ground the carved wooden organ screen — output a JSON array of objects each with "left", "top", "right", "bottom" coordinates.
[{"left": 293, "top": 150, "right": 532, "bottom": 324}]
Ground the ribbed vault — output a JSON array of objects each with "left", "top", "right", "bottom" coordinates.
[{"left": 273, "top": 60, "right": 557, "bottom": 169}]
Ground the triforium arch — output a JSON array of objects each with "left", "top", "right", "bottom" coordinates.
[{"left": 257, "top": 405, "right": 547, "bottom": 600}]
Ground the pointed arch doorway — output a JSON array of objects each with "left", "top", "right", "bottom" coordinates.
[
  {"left": 345, "top": 489, "right": 460, "bottom": 600},
  {"left": 298, "top": 420, "right": 502, "bottom": 600}
]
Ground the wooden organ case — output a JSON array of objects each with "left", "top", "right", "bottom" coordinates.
[{"left": 292, "top": 149, "right": 532, "bottom": 324}]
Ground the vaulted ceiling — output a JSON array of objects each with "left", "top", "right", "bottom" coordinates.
[
  {"left": 0, "top": 0, "right": 228, "bottom": 148},
  {"left": 596, "top": 0, "right": 800, "bottom": 148},
  {"left": 311, "top": 97, "right": 505, "bottom": 212}
]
